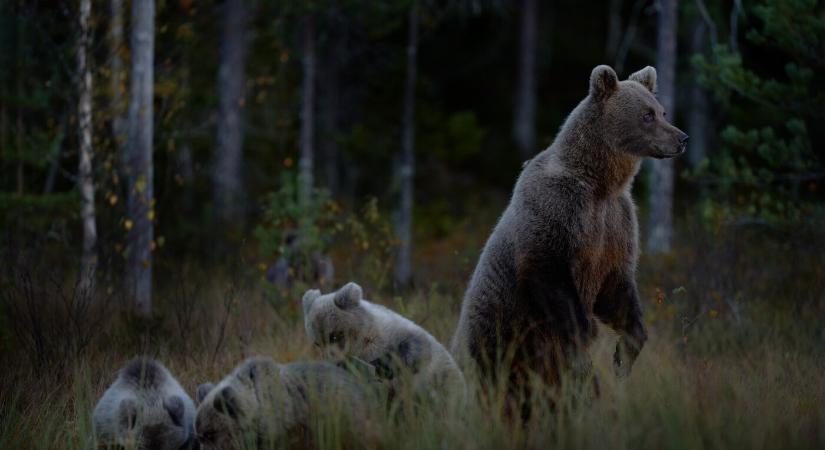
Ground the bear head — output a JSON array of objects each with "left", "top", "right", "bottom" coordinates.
[
  {"left": 194, "top": 358, "right": 292, "bottom": 450},
  {"left": 112, "top": 394, "right": 193, "bottom": 450},
  {"left": 302, "top": 282, "right": 372, "bottom": 359},
  {"left": 589, "top": 64, "right": 688, "bottom": 159}
]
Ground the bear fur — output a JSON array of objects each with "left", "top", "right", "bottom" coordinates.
[
  {"left": 451, "top": 65, "right": 687, "bottom": 389},
  {"left": 92, "top": 357, "right": 197, "bottom": 450},
  {"left": 194, "top": 357, "right": 370, "bottom": 450},
  {"left": 302, "top": 282, "right": 465, "bottom": 400}
]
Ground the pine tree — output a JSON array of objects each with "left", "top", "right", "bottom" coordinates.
[{"left": 690, "top": 0, "right": 825, "bottom": 223}]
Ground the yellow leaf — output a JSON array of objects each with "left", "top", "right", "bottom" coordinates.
[
  {"left": 135, "top": 176, "right": 147, "bottom": 193},
  {"left": 124, "top": 219, "right": 133, "bottom": 231},
  {"left": 109, "top": 195, "right": 118, "bottom": 206},
  {"left": 148, "top": 210, "right": 156, "bottom": 221}
]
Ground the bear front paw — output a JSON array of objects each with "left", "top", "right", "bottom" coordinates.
[
  {"left": 613, "top": 342, "right": 631, "bottom": 379},
  {"left": 613, "top": 335, "right": 643, "bottom": 379}
]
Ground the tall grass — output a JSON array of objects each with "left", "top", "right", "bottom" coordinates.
[{"left": 1, "top": 220, "right": 823, "bottom": 449}]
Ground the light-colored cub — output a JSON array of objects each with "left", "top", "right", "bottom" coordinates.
[
  {"left": 92, "top": 358, "right": 196, "bottom": 450},
  {"left": 302, "top": 282, "right": 465, "bottom": 399}
]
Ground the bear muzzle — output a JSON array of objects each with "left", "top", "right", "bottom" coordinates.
[{"left": 651, "top": 131, "right": 688, "bottom": 159}]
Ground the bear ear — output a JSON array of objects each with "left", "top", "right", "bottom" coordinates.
[
  {"left": 302, "top": 289, "right": 321, "bottom": 316},
  {"left": 118, "top": 398, "right": 138, "bottom": 433},
  {"left": 239, "top": 358, "right": 271, "bottom": 383},
  {"left": 196, "top": 382, "right": 215, "bottom": 406},
  {"left": 213, "top": 386, "right": 241, "bottom": 420},
  {"left": 629, "top": 66, "right": 657, "bottom": 93},
  {"left": 589, "top": 65, "right": 618, "bottom": 101},
  {"left": 334, "top": 282, "right": 362, "bottom": 310}
]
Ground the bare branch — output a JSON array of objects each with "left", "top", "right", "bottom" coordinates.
[
  {"left": 694, "top": 0, "right": 719, "bottom": 48},
  {"left": 614, "top": 0, "right": 646, "bottom": 74}
]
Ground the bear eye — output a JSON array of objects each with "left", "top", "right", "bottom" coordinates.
[
  {"left": 643, "top": 112, "right": 654, "bottom": 123},
  {"left": 328, "top": 332, "right": 345, "bottom": 345}
]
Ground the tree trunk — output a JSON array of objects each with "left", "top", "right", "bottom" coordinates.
[
  {"left": 320, "top": 34, "right": 342, "bottom": 196},
  {"left": 605, "top": 0, "right": 623, "bottom": 61},
  {"left": 1, "top": 99, "right": 6, "bottom": 182},
  {"left": 43, "top": 114, "right": 66, "bottom": 194},
  {"left": 177, "top": 142, "right": 195, "bottom": 211},
  {"left": 394, "top": 2, "right": 418, "bottom": 288},
  {"left": 513, "top": 0, "right": 537, "bottom": 160},
  {"left": 78, "top": 0, "right": 98, "bottom": 289},
  {"left": 687, "top": 19, "right": 709, "bottom": 169},
  {"left": 15, "top": 14, "right": 23, "bottom": 195},
  {"left": 1, "top": 91, "right": 7, "bottom": 188},
  {"left": 110, "top": 0, "right": 126, "bottom": 175},
  {"left": 15, "top": 93, "right": 22, "bottom": 194},
  {"left": 126, "top": 0, "right": 155, "bottom": 316},
  {"left": 213, "top": 0, "right": 248, "bottom": 221},
  {"left": 299, "top": 14, "right": 316, "bottom": 207},
  {"left": 647, "top": 0, "right": 678, "bottom": 253}
]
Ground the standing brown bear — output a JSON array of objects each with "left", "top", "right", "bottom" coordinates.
[{"left": 451, "top": 65, "right": 687, "bottom": 392}]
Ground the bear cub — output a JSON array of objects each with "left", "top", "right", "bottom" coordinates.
[
  {"left": 195, "top": 357, "right": 370, "bottom": 450},
  {"left": 92, "top": 357, "right": 197, "bottom": 450},
  {"left": 302, "top": 282, "right": 465, "bottom": 400}
]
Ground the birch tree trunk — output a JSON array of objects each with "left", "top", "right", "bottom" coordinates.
[
  {"left": 77, "top": 0, "right": 98, "bottom": 290},
  {"left": 213, "top": 0, "right": 248, "bottom": 221},
  {"left": 110, "top": 0, "right": 126, "bottom": 174},
  {"left": 126, "top": 0, "right": 155, "bottom": 316},
  {"left": 394, "top": 2, "right": 418, "bottom": 288},
  {"left": 513, "top": 0, "right": 537, "bottom": 160},
  {"left": 299, "top": 14, "right": 316, "bottom": 207},
  {"left": 647, "top": 0, "right": 678, "bottom": 253}
]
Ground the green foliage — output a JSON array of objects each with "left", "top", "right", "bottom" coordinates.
[
  {"left": 254, "top": 172, "right": 396, "bottom": 289},
  {"left": 420, "top": 108, "right": 486, "bottom": 165},
  {"left": 688, "top": 0, "right": 825, "bottom": 224},
  {"left": 254, "top": 171, "right": 336, "bottom": 263},
  {"left": 336, "top": 197, "right": 397, "bottom": 289}
]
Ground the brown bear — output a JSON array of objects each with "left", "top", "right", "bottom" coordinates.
[
  {"left": 92, "top": 358, "right": 197, "bottom": 450},
  {"left": 194, "top": 357, "right": 371, "bottom": 450},
  {"left": 451, "top": 65, "right": 687, "bottom": 393}
]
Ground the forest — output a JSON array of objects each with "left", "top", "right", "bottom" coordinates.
[{"left": 1, "top": 0, "right": 824, "bottom": 449}]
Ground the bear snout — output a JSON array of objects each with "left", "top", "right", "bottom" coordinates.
[{"left": 653, "top": 129, "right": 688, "bottom": 158}]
